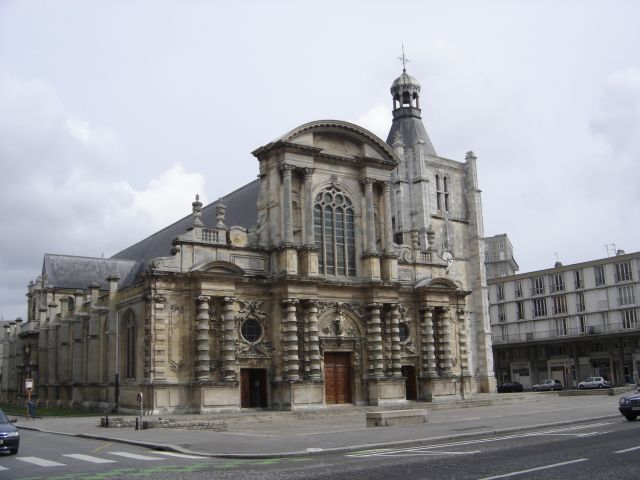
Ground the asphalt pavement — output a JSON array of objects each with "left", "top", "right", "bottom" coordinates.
[{"left": 15, "top": 391, "right": 629, "bottom": 458}]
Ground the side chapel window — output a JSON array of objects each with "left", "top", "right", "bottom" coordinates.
[
  {"left": 314, "top": 185, "right": 356, "bottom": 276},
  {"left": 435, "top": 174, "right": 450, "bottom": 213}
]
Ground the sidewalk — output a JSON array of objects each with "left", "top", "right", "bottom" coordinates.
[{"left": 17, "top": 393, "right": 626, "bottom": 458}]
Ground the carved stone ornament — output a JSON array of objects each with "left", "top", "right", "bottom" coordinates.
[
  {"left": 170, "top": 304, "right": 184, "bottom": 313},
  {"left": 169, "top": 360, "right": 184, "bottom": 372},
  {"left": 235, "top": 340, "right": 273, "bottom": 358}
]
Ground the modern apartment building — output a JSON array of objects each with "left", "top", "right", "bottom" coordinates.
[{"left": 489, "top": 250, "right": 640, "bottom": 389}]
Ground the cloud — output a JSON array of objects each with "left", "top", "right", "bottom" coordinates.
[
  {"left": 0, "top": 74, "right": 206, "bottom": 320},
  {"left": 354, "top": 103, "right": 392, "bottom": 141}
]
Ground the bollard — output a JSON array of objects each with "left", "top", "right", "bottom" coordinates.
[{"left": 135, "top": 417, "right": 139, "bottom": 430}]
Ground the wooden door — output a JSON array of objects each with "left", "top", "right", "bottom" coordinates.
[
  {"left": 401, "top": 365, "right": 417, "bottom": 400},
  {"left": 325, "top": 352, "right": 352, "bottom": 404},
  {"left": 241, "top": 369, "right": 268, "bottom": 408},
  {"left": 240, "top": 369, "right": 251, "bottom": 408}
]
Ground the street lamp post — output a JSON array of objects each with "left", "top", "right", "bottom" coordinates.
[{"left": 114, "top": 310, "right": 119, "bottom": 413}]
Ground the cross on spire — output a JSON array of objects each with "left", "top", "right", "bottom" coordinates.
[{"left": 397, "top": 44, "right": 410, "bottom": 72}]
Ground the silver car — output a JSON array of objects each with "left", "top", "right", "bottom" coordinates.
[
  {"left": 532, "top": 379, "right": 563, "bottom": 391},
  {"left": 578, "top": 376, "right": 611, "bottom": 389}
]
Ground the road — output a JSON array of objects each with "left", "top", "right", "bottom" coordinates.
[{"left": 2, "top": 418, "right": 640, "bottom": 479}]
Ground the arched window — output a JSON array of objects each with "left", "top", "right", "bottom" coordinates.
[{"left": 314, "top": 186, "right": 356, "bottom": 276}]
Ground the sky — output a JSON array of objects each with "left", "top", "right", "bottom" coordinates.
[{"left": 1, "top": 0, "right": 639, "bottom": 320}]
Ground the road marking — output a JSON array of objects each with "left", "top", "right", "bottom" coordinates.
[
  {"left": 477, "top": 458, "right": 588, "bottom": 479},
  {"left": 0, "top": 466, "right": 8, "bottom": 471},
  {"left": 93, "top": 441, "right": 113, "bottom": 453},
  {"left": 152, "top": 451, "right": 208, "bottom": 459},
  {"left": 615, "top": 445, "right": 640, "bottom": 454},
  {"left": 108, "top": 451, "right": 164, "bottom": 461},
  {"left": 63, "top": 453, "right": 118, "bottom": 463},
  {"left": 16, "top": 456, "right": 66, "bottom": 467}
]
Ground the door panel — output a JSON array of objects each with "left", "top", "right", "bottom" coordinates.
[{"left": 325, "top": 352, "right": 351, "bottom": 404}]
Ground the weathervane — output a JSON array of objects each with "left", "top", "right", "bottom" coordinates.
[{"left": 397, "top": 44, "right": 410, "bottom": 72}]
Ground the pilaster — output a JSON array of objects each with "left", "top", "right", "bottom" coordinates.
[
  {"left": 282, "top": 298, "right": 300, "bottom": 381},
  {"left": 195, "top": 296, "right": 211, "bottom": 382},
  {"left": 222, "top": 297, "right": 237, "bottom": 382}
]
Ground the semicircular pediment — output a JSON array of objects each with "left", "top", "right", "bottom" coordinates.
[
  {"left": 190, "top": 260, "right": 245, "bottom": 275},
  {"left": 415, "top": 276, "right": 458, "bottom": 290},
  {"left": 278, "top": 120, "right": 399, "bottom": 165}
]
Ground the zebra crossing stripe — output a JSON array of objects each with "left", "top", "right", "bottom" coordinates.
[
  {"left": 0, "top": 466, "right": 8, "bottom": 471},
  {"left": 107, "top": 451, "right": 164, "bottom": 461},
  {"left": 16, "top": 456, "right": 66, "bottom": 467},
  {"left": 63, "top": 453, "right": 117, "bottom": 463},
  {"left": 152, "top": 451, "right": 207, "bottom": 459}
]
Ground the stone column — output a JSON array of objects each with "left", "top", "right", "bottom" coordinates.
[
  {"left": 195, "top": 296, "right": 211, "bottom": 381},
  {"left": 303, "top": 168, "right": 315, "bottom": 247},
  {"left": 364, "top": 178, "right": 377, "bottom": 254},
  {"left": 152, "top": 295, "right": 168, "bottom": 382},
  {"left": 382, "top": 181, "right": 394, "bottom": 254},
  {"left": 222, "top": 297, "right": 237, "bottom": 382},
  {"left": 366, "top": 303, "right": 384, "bottom": 378},
  {"left": 282, "top": 299, "right": 300, "bottom": 380},
  {"left": 280, "top": 164, "right": 295, "bottom": 246},
  {"left": 440, "top": 307, "right": 453, "bottom": 375},
  {"left": 420, "top": 305, "right": 437, "bottom": 376},
  {"left": 389, "top": 304, "right": 402, "bottom": 378},
  {"left": 457, "top": 307, "right": 469, "bottom": 374},
  {"left": 306, "top": 300, "right": 321, "bottom": 380}
]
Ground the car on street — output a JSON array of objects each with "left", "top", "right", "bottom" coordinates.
[
  {"left": 532, "top": 379, "right": 563, "bottom": 391},
  {"left": 0, "top": 408, "right": 19, "bottom": 455},
  {"left": 578, "top": 376, "right": 611, "bottom": 389},
  {"left": 619, "top": 391, "right": 640, "bottom": 421},
  {"left": 497, "top": 381, "right": 523, "bottom": 393}
]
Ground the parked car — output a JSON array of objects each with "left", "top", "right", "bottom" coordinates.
[
  {"left": 619, "top": 391, "right": 640, "bottom": 421},
  {"left": 0, "top": 408, "right": 19, "bottom": 455},
  {"left": 532, "top": 379, "right": 563, "bottom": 391},
  {"left": 578, "top": 376, "right": 612, "bottom": 389},
  {"left": 497, "top": 381, "right": 524, "bottom": 393}
]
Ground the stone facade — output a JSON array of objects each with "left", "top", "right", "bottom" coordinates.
[{"left": 0, "top": 69, "right": 496, "bottom": 412}]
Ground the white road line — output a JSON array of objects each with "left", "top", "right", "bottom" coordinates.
[
  {"left": 63, "top": 453, "right": 117, "bottom": 463},
  {"left": 107, "top": 451, "right": 164, "bottom": 461},
  {"left": 615, "top": 445, "right": 640, "bottom": 454},
  {"left": 477, "top": 458, "right": 588, "bottom": 480},
  {"left": 16, "top": 456, "right": 66, "bottom": 467},
  {"left": 0, "top": 466, "right": 8, "bottom": 471},
  {"left": 152, "top": 451, "right": 207, "bottom": 459}
]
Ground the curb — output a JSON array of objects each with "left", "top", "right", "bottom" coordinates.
[{"left": 18, "top": 413, "right": 623, "bottom": 459}]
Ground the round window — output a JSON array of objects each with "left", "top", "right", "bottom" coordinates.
[
  {"left": 241, "top": 319, "right": 262, "bottom": 343},
  {"left": 398, "top": 322, "right": 410, "bottom": 343}
]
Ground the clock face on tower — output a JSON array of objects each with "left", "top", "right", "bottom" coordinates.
[{"left": 442, "top": 250, "right": 454, "bottom": 267}]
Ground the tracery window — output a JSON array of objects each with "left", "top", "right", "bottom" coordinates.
[
  {"left": 314, "top": 186, "right": 356, "bottom": 276},
  {"left": 124, "top": 310, "right": 136, "bottom": 379}
]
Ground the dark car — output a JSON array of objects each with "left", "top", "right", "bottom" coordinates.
[
  {"left": 532, "top": 379, "right": 563, "bottom": 391},
  {"left": 619, "top": 391, "right": 640, "bottom": 421},
  {"left": 497, "top": 381, "right": 524, "bottom": 393},
  {"left": 0, "top": 408, "right": 19, "bottom": 455}
]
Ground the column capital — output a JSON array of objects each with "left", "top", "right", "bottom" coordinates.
[
  {"left": 419, "top": 304, "right": 436, "bottom": 313},
  {"left": 223, "top": 296, "right": 236, "bottom": 305},
  {"left": 365, "top": 302, "right": 383, "bottom": 310},
  {"left": 382, "top": 180, "right": 391, "bottom": 191},
  {"left": 279, "top": 163, "right": 295, "bottom": 175},
  {"left": 303, "top": 167, "right": 315, "bottom": 180},
  {"left": 282, "top": 298, "right": 299, "bottom": 307},
  {"left": 195, "top": 295, "right": 211, "bottom": 304},
  {"left": 363, "top": 177, "right": 376, "bottom": 187},
  {"left": 304, "top": 299, "right": 319, "bottom": 308}
]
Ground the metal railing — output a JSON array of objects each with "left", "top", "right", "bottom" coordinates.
[{"left": 492, "top": 321, "right": 640, "bottom": 344}]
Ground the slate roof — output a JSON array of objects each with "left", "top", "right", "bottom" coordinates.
[
  {"left": 111, "top": 179, "right": 260, "bottom": 265},
  {"left": 43, "top": 254, "right": 143, "bottom": 290},
  {"left": 386, "top": 111, "right": 437, "bottom": 157}
]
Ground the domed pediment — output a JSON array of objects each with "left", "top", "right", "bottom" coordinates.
[
  {"left": 415, "top": 277, "right": 458, "bottom": 290},
  {"left": 190, "top": 260, "right": 245, "bottom": 275}
]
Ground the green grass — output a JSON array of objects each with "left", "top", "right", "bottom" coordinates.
[{"left": 0, "top": 403, "right": 105, "bottom": 417}]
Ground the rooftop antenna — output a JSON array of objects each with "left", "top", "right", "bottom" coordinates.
[
  {"left": 554, "top": 252, "right": 559, "bottom": 263},
  {"left": 603, "top": 243, "right": 617, "bottom": 257},
  {"left": 397, "top": 44, "right": 411, "bottom": 72}
]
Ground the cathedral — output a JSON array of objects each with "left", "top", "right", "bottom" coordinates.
[{"left": 1, "top": 67, "right": 496, "bottom": 412}]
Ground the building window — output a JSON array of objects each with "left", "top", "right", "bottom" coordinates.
[
  {"left": 531, "top": 276, "right": 545, "bottom": 296},
  {"left": 621, "top": 308, "right": 639, "bottom": 330},
  {"left": 314, "top": 186, "right": 356, "bottom": 277},
  {"left": 552, "top": 295, "right": 567, "bottom": 315},
  {"left": 514, "top": 281, "right": 523, "bottom": 298},
  {"left": 124, "top": 310, "right": 136, "bottom": 379},
  {"left": 532, "top": 298, "right": 547, "bottom": 317},
  {"left": 498, "top": 241, "right": 505, "bottom": 250},
  {"left": 435, "top": 174, "right": 450, "bottom": 213},
  {"left": 550, "top": 273, "right": 565, "bottom": 292},
  {"left": 578, "top": 315, "right": 587, "bottom": 334},
  {"left": 516, "top": 301, "right": 525, "bottom": 320},
  {"left": 615, "top": 261, "right": 633, "bottom": 282},
  {"left": 398, "top": 322, "right": 410, "bottom": 343},
  {"left": 618, "top": 285, "right": 636, "bottom": 306},
  {"left": 498, "top": 303, "right": 506, "bottom": 323},
  {"left": 241, "top": 319, "right": 263, "bottom": 343},
  {"left": 499, "top": 324, "right": 507, "bottom": 341},
  {"left": 496, "top": 284, "right": 505, "bottom": 301},
  {"left": 574, "top": 270, "right": 583, "bottom": 289},
  {"left": 594, "top": 265, "right": 606, "bottom": 286},
  {"left": 576, "top": 291, "right": 585, "bottom": 312},
  {"left": 554, "top": 318, "right": 568, "bottom": 336}
]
